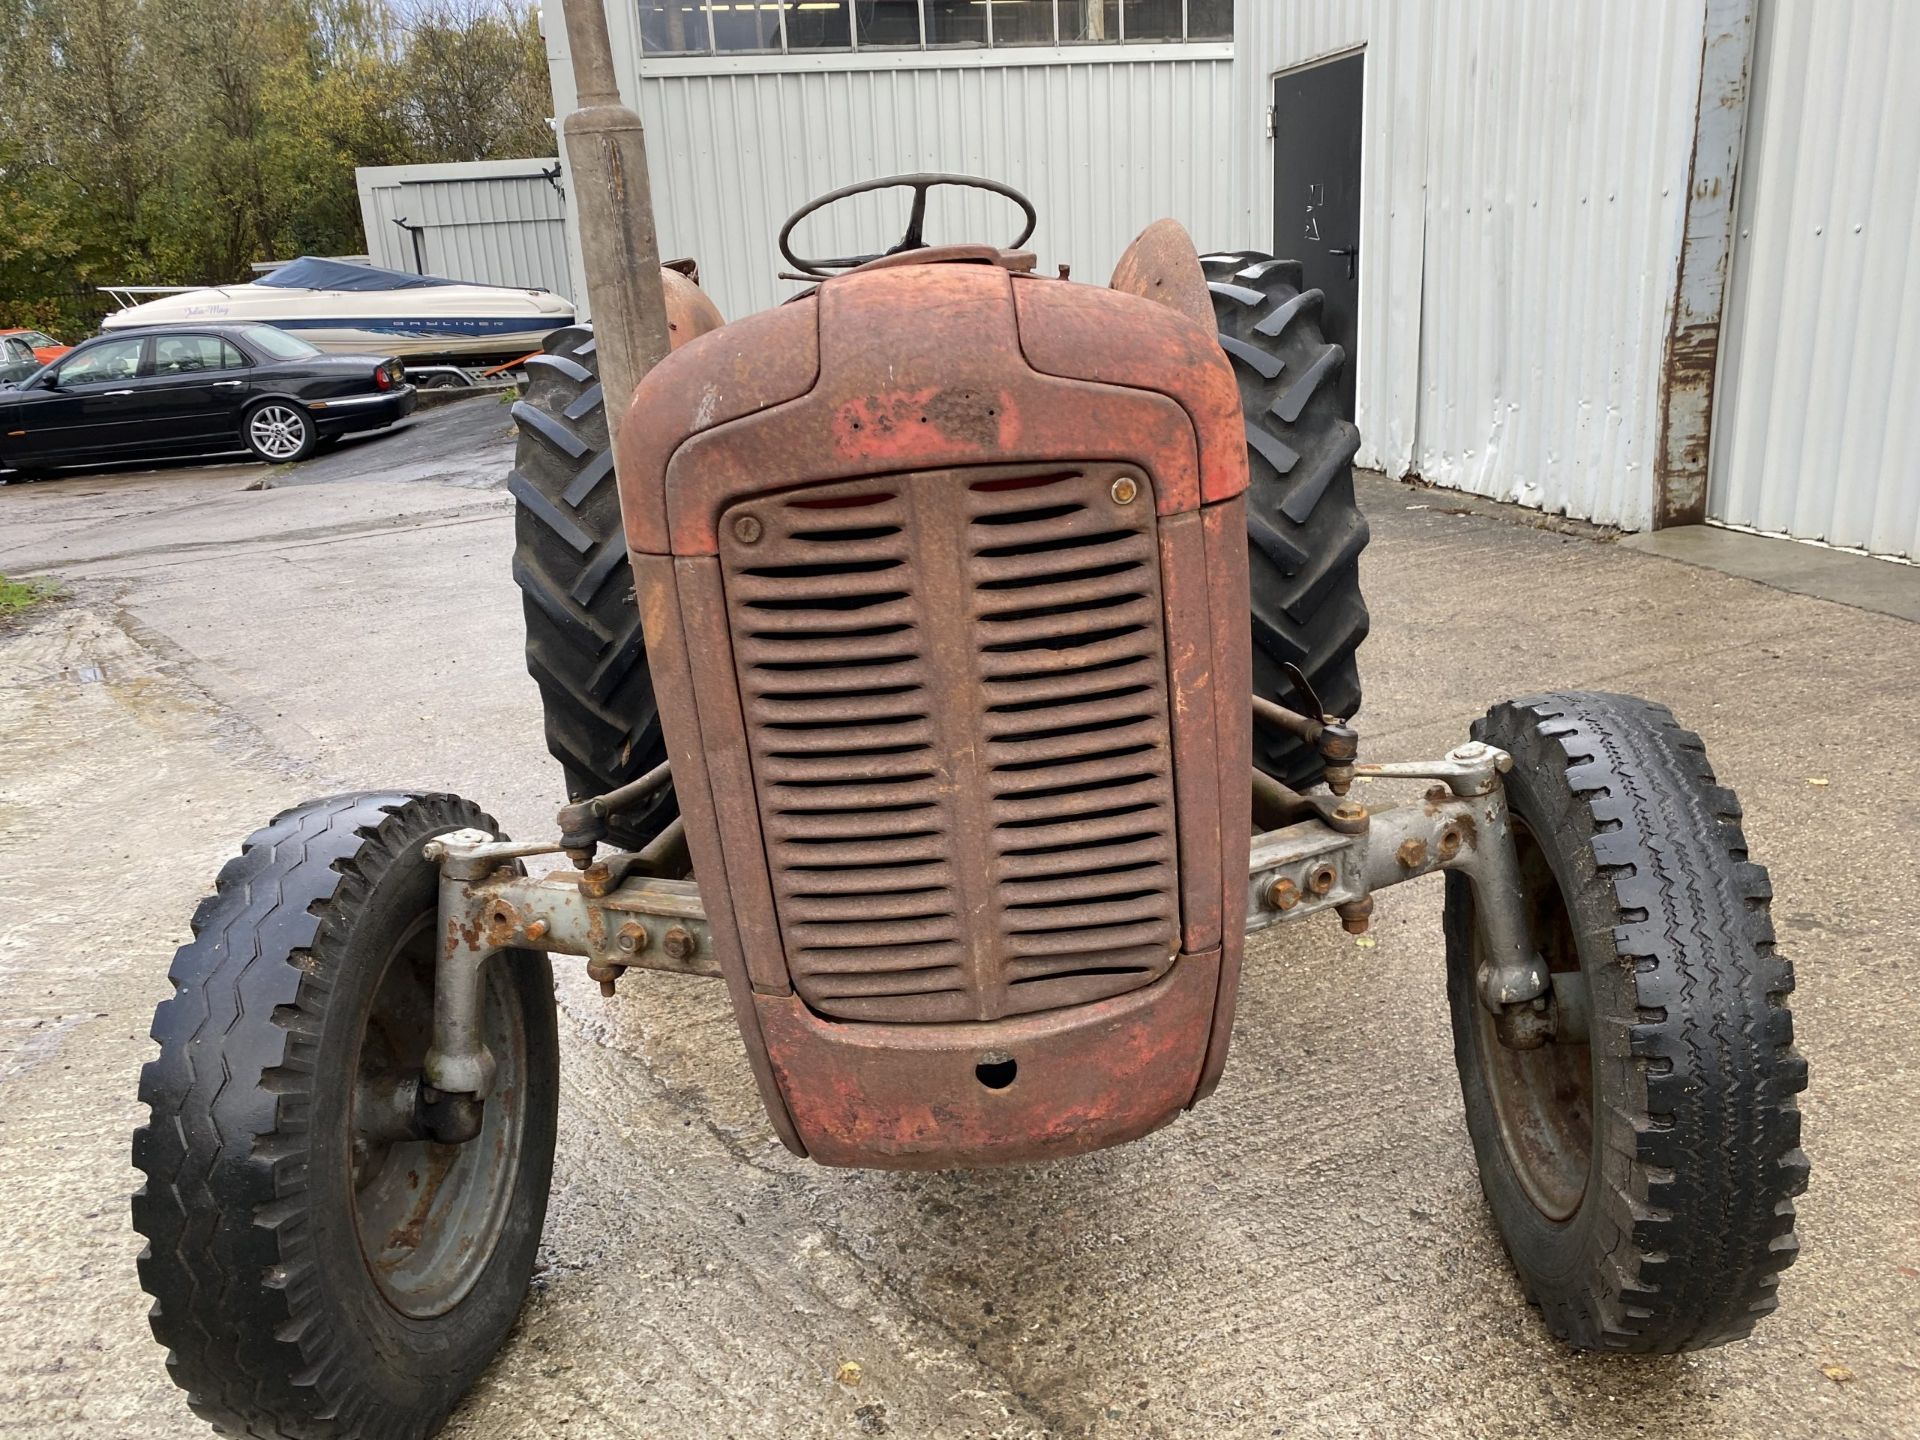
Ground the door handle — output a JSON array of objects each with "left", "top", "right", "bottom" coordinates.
[
  {"left": 215, "top": 380, "right": 244, "bottom": 388},
  {"left": 105, "top": 389, "right": 134, "bottom": 396},
  {"left": 1328, "top": 245, "right": 1357, "bottom": 280}
]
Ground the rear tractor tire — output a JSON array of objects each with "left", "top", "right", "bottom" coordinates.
[
  {"left": 508, "top": 327, "right": 674, "bottom": 850},
  {"left": 1202, "top": 252, "right": 1370, "bottom": 789},
  {"left": 1446, "top": 693, "right": 1806, "bottom": 1351},
  {"left": 133, "top": 792, "right": 559, "bottom": 1439}
]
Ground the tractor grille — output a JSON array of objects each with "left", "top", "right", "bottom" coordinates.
[{"left": 719, "top": 464, "right": 1181, "bottom": 1025}]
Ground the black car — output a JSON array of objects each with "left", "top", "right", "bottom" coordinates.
[{"left": 0, "top": 323, "right": 415, "bottom": 477}]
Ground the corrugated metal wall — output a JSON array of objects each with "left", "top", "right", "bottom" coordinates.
[
  {"left": 356, "top": 161, "right": 575, "bottom": 299},
  {"left": 1709, "top": 0, "right": 1919, "bottom": 560},
  {"left": 1233, "top": 1, "right": 1708, "bottom": 528},
  {"left": 548, "top": 2, "right": 1724, "bottom": 531},
  {"left": 541, "top": 11, "right": 1241, "bottom": 322},
  {"left": 629, "top": 59, "right": 1238, "bottom": 322},
  {"left": 556, "top": 62, "right": 1244, "bottom": 320}
]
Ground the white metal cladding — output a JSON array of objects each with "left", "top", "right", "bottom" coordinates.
[
  {"left": 355, "top": 161, "right": 575, "bottom": 300},
  {"left": 1710, "top": 0, "right": 1920, "bottom": 561},
  {"left": 609, "top": 57, "right": 1241, "bottom": 323},
  {"left": 546, "top": 3, "right": 1726, "bottom": 531},
  {"left": 1232, "top": 1, "right": 1709, "bottom": 529}
]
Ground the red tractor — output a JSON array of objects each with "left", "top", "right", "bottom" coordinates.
[{"left": 131, "top": 6, "right": 1804, "bottom": 1435}]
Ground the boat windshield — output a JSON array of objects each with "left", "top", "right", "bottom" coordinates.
[
  {"left": 257, "top": 256, "right": 461, "bottom": 291},
  {"left": 242, "top": 326, "right": 322, "bottom": 361}
]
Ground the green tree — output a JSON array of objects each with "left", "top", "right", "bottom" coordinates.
[
  {"left": 0, "top": 0, "right": 553, "bottom": 335},
  {"left": 397, "top": 1, "right": 553, "bottom": 163}
]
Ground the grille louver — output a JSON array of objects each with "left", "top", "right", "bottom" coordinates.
[{"left": 721, "top": 465, "right": 1180, "bottom": 1024}]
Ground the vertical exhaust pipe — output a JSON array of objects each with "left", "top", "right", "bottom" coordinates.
[{"left": 558, "top": 0, "right": 673, "bottom": 450}]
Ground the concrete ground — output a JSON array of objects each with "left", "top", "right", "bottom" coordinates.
[{"left": 1, "top": 435, "right": 1916, "bottom": 1440}]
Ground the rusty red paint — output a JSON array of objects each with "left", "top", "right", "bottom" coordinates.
[
  {"left": 619, "top": 253, "right": 1251, "bottom": 1166},
  {"left": 759, "top": 949, "right": 1221, "bottom": 1169},
  {"left": 720, "top": 463, "right": 1184, "bottom": 1027},
  {"left": 1108, "top": 219, "right": 1216, "bottom": 333}
]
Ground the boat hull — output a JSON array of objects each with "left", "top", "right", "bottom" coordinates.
[{"left": 101, "top": 283, "right": 575, "bottom": 363}]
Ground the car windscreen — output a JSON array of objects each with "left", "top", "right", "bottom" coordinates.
[{"left": 241, "top": 326, "right": 322, "bottom": 361}]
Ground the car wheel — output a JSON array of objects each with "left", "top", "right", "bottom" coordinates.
[{"left": 243, "top": 400, "right": 317, "bottom": 463}]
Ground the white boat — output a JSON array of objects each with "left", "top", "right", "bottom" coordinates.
[{"left": 100, "top": 257, "right": 574, "bottom": 365}]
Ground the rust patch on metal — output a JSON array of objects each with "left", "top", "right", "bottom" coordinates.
[
  {"left": 1437, "top": 813, "right": 1478, "bottom": 861},
  {"left": 758, "top": 949, "right": 1220, "bottom": 1168},
  {"left": 380, "top": 1145, "right": 458, "bottom": 1261},
  {"left": 1653, "top": 0, "right": 1755, "bottom": 529},
  {"left": 843, "top": 243, "right": 1036, "bottom": 277},
  {"left": 830, "top": 386, "right": 1010, "bottom": 455},
  {"left": 1109, "top": 218, "right": 1214, "bottom": 332},
  {"left": 660, "top": 267, "right": 724, "bottom": 347},
  {"left": 479, "top": 899, "right": 522, "bottom": 950}
]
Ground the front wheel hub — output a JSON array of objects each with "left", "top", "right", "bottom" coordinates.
[
  {"left": 349, "top": 914, "right": 527, "bottom": 1319},
  {"left": 1472, "top": 816, "right": 1593, "bottom": 1222}
]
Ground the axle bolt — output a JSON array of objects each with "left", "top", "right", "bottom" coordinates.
[
  {"left": 616, "top": 923, "right": 649, "bottom": 955},
  {"left": 1308, "top": 864, "right": 1337, "bottom": 896},
  {"left": 525, "top": 920, "right": 549, "bottom": 943},
  {"left": 586, "top": 956, "right": 621, "bottom": 997},
  {"left": 1265, "top": 876, "right": 1299, "bottom": 911},
  {"left": 663, "top": 926, "right": 697, "bottom": 962},
  {"left": 1397, "top": 838, "right": 1428, "bottom": 870},
  {"left": 732, "top": 513, "right": 763, "bottom": 544},
  {"left": 1110, "top": 475, "right": 1138, "bottom": 506},
  {"left": 1336, "top": 896, "right": 1374, "bottom": 935}
]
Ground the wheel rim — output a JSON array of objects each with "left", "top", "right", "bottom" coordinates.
[
  {"left": 1474, "top": 817, "right": 1594, "bottom": 1222},
  {"left": 249, "top": 405, "right": 307, "bottom": 460},
  {"left": 348, "top": 915, "right": 528, "bottom": 1318}
]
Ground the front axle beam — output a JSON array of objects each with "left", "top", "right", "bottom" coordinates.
[{"left": 422, "top": 741, "right": 1548, "bottom": 1103}]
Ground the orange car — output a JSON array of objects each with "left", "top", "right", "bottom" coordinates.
[{"left": 0, "top": 328, "right": 71, "bottom": 365}]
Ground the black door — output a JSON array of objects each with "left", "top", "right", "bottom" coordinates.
[
  {"left": 9, "top": 335, "right": 149, "bottom": 463},
  {"left": 135, "top": 333, "right": 254, "bottom": 443},
  {"left": 1272, "top": 52, "right": 1364, "bottom": 420}
]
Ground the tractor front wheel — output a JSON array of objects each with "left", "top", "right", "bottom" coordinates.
[
  {"left": 1445, "top": 693, "right": 1807, "bottom": 1351},
  {"left": 133, "top": 792, "right": 559, "bottom": 1439}
]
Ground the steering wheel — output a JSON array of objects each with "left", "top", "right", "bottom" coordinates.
[{"left": 778, "top": 173, "right": 1038, "bottom": 279}]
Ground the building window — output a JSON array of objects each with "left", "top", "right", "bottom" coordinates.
[
  {"left": 1186, "top": 0, "right": 1230, "bottom": 39},
  {"left": 716, "top": 1, "right": 785, "bottom": 51},
  {"left": 637, "top": 0, "right": 1232, "bottom": 55},
  {"left": 923, "top": 0, "right": 985, "bottom": 48},
  {"left": 992, "top": 0, "right": 1057, "bottom": 46},
  {"left": 788, "top": 1, "right": 852, "bottom": 48}
]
